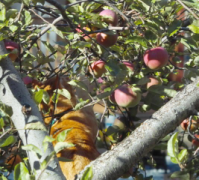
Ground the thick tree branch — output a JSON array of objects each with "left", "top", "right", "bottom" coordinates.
[
  {"left": 0, "top": 41, "right": 65, "bottom": 180},
  {"left": 45, "top": 0, "right": 74, "bottom": 28},
  {"left": 77, "top": 78, "right": 199, "bottom": 180}
]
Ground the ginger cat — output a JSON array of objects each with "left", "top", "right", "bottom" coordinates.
[{"left": 35, "top": 76, "right": 100, "bottom": 180}]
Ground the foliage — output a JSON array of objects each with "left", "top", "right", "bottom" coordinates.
[{"left": 1, "top": 0, "right": 199, "bottom": 179}]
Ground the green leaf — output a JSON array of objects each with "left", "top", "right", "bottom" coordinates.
[
  {"left": 148, "top": 86, "right": 177, "bottom": 97},
  {"left": 167, "top": 132, "right": 179, "bottom": 159},
  {"left": 50, "top": 24, "right": 64, "bottom": 39},
  {"left": 32, "top": 0, "right": 45, "bottom": 5},
  {"left": 0, "top": 53, "right": 9, "bottom": 60},
  {"left": 0, "top": 174, "right": 8, "bottom": 180},
  {"left": 138, "top": 0, "right": 150, "bottom": 11},
  {"left": 14, "top": 163, "right": 30, "bottom": 180},
  {"left": 42, "top": 90, "right": 50, "bottom": 104},
  {"left": 6, "top": 9, "right": 18, "bottom": 19},
  {"left": 56, "top": 89, "right": 71, "bottom": 100},
  {"left": 181, "top": 0, "right": 199, "bottom": 9},
  {"left": 0, "top": 118, "right": 5, "bottom": 129},
  {"left": 194, "top": 56, "right": 199, "bottom": 66},
  {"left": 178, "top": 149, "right": 188, "bottom": 163},
  {"left": 180, "top": 38, "right": 191, "bottom": 50},
  {"left": 170, "top": 156, "right": 178, "bottom": 164},
  {"left": 22, "top": 0, "right": 31, "bottom": 6},
  {"left": 24, "top": 10, "right": 32, "bottom": 26},
  {"left": 145, "top": 30, "right": 157, "bottom": 42},
  {"left": 9, "top": 25, "right": 18, "bottom": 32},
  {"left": 97, "top": 91, "right": 112, "bottom": 100},
  {"left": 188, "top": 24, "right": 199, "bottom": 34},
  {"left": 72, "top": 41, "right": 91, "bottom": 49},
  {"left": 140, "top": 104, "right": 151, "bottom": 112},
  {"left": 74, "top": 99, "right": 90, "bottom": 110},
  {"left": 68, "top": 80, "right": 88, "bottom": 91},
  {"left": 0, "top": 5, "right": 6, "bottom": 21},
  {"left": 36, "top": 52, "right": 54, "bottom": 64},
  {"left": 168, "top": 19, "right": 181, "bottom": 37},
  {"left": 51, "top": 92, "right": 59, "bottom": 104},
  {"left": 43, "top": 135, "right": 55, "bottom": 143},
  {"left": 154, "top": 142, "right": 167, "bottom": 150},
  {"left": 54, "top": 142, "right": 75, "bottom": 153},
  {"left": 163, "top": 88, "right": 177, "bottom": 97},
  {"left": 148, "top": 86, "right": 177, "bottom": 98},
  {"left": 42, "top": 136, "right": 55, "bottom": 152},
  {"left": 25, "top": 121, "right": 47, "bottom": 131},
  {"left": 81, "top": 166, "right": 93, "bottom": 180},
  {"left": 33, "top": 89, "right": 44, "bottom": 104},
  {"left": 170, "top": 171, "right": 190, "bottom": 180},
  {"left": 56, "top": 129, "right": 72, "bottom": 142},
  {"left": 41, "top": 41, "right": 56, "bottom": 54},
  {"left": 125, "top": 36, "right": 148, "bottom": 47},
  {"left": 137, "top": 77, "right": 150, "bottom": 86},
  {"left": 41, "top": 152, "right": 55, "bottom": 170},
  {"left": 22, "top": 144, "right": 42, "bottom": 157},
  {"left": 0, "top": 135, "right": 16, "bottom": 147}
]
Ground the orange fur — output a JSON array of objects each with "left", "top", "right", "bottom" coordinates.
[{"left": 37, "top": 76, "right": 99, "bottom": 180}]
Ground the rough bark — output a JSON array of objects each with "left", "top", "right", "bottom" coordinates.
[
  {"left": 0, "top": 41, "right": 66, "bottom": 180},
  {"left": 77, "top": 78, "right": 199, "bottom": 180}
]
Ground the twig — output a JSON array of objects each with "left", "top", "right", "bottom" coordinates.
[
  {"left": 0, "top": 128, "right": 12, "bottom": 139},
  {"left": 36, "top": 152, "right": 56, "bottom": 180},
  {"left": 26, "top": 15, "right": 63, "bottom": 50},
  {"left": 33, "top": 5, "right": 59, "bottom": 18},
  {"left": 14, "top": 3, "right": 24, "bottom": 23},
  {"left": 65, "top": 0, "right": 106, "bottom": 9},
  {"left": 29, "top": 9, "right": 50, "bottom": 24},
  {"left": 96, "top": 99, "right": 108, "bottom": 139},
  {"left": 45, "top": 0, "right": 74, "bottom": 28}
]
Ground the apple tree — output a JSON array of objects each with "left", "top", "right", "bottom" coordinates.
[{"left": 1, "top": 0, "right": 199, "bottom": 180}]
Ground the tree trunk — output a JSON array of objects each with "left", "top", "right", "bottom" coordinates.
[
  {"left": 0, "top": 41, "right": 66, "bottom": 180},
  {"left": 77, "top": 78, "right": 199, "bottom": 180}
]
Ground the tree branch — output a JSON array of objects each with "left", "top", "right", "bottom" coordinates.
[
  {"left": 77, "top": 78, "right": 199, "bottom": 180},
  {"left": 0, "top": 41, "right": 65, "bottom": 180}
]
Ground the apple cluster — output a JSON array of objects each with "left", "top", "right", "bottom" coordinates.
[
  {"left": 91, "top": 46, "right": 170, "bottom": 108},
  {"left": 77, "top": 9, "right": 118, "bottom": 47},
  {"left": 108, "top": 46, "right": 169, "bottom": 108}
]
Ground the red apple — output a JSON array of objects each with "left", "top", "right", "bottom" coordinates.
[
  {"left": 99, "top": 9, "right": 118, "bottom": 26},
  {"left": 4, "top": 40, "right": 19, "bottom": 61},
  {"left": 146, "top": 76, "right": 162, "bottom": 89},
  {"left": 109, "top": 84, "right": 141, "bottom": 108},
  {"left": 23, "top": 76, "right": 33, "bottom": 85},
  {"left": 192, "top": 134, "right": 199, "bottom": 147},
  {"left": 122, "top": 61, "right": 134, "bottom": 72},
  {"left": 143, "top": 47, "right": 169, "bottom": 70},
  {"left": 96, "top": 32, "right": 118, "bottom": 47},
  {"left": 89, "top": 60, "right": 106, "bottom": 78},
  {"left": 181, "top": 118, "right": 199, "bottom": 131}
]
